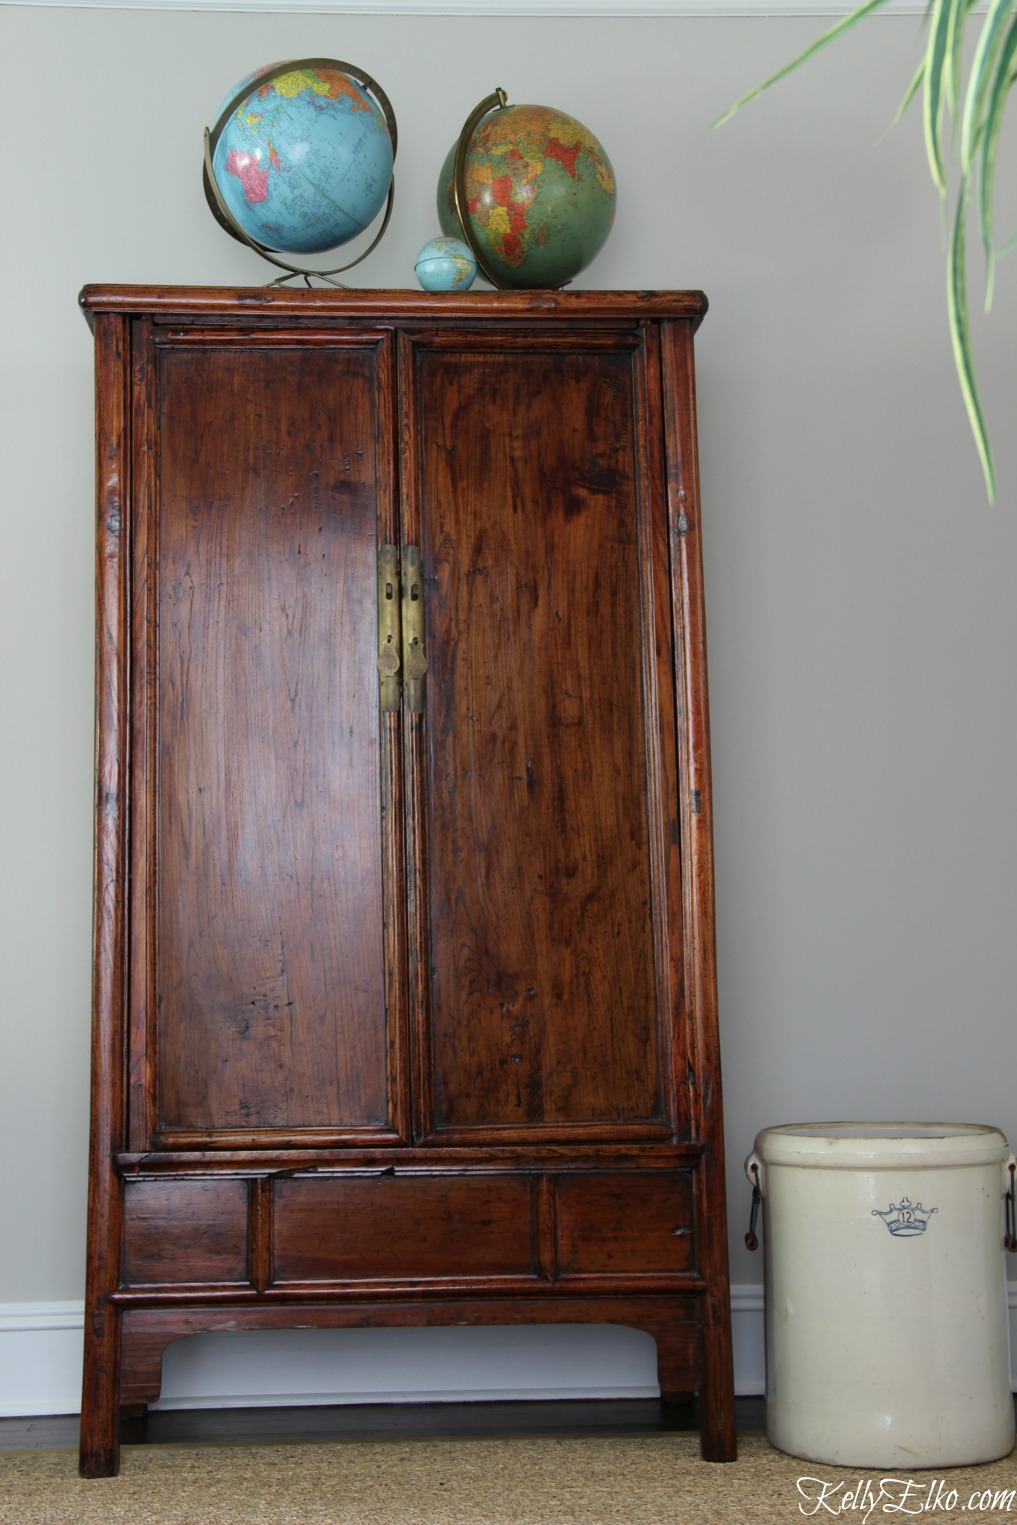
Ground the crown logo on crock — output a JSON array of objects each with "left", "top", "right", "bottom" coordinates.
[{"left": 872, "top": 1195, "right": 938, "bottom": 1236}]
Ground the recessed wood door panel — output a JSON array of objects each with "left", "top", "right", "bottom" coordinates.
[
  {"left": 149, "top": 338, "right": 397, "bottom": 1136},
  {"left": 123, "top": 1178, "right": 249, "bottom": 1285},
  {"left": 411, "top": 338, "right": 674, "bottom": 1137},
  {"left": 272, "top": 1173, "right": 536, "bottom": 1281},
  {"left": 554, "top": 1172, "right": 695, "bottom": 1276}
]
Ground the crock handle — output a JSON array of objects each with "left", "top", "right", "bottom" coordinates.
[
  {"left": 744, "top": 1151, "right": 763, "bottom": 1252},
  {"left": 1004, "top": 1156, "right": 1016, "bottom": 1253}
]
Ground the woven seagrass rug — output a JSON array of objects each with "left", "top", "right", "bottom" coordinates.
[{"left": 2, "top": 1434, "right": 1017, "bottom": 1525}]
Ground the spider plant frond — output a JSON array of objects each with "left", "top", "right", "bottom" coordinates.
[
  {"left": 948, "top": 185, "right": 996, "bottom": 500},
  {"left": 712, "top": 0, "right": 894, "bottom": 128},
  {"left": 717, "top": 0, "right": 1016, "bottom": 501}
]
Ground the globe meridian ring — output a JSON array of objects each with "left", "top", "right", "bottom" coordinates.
[{"left": 203, "top": 57, "right": 398, "bottom": 285}]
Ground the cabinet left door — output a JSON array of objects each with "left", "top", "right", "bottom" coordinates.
[
  {"left": 83, "top": 314, "right": 410, "bottom": 1474},
  {"left": 127, "top": 321, "right": 409, "bottom": 1150}
]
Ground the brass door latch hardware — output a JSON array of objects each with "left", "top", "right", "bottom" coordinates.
[
  {"left": 401, "top": 544, "right": 427, "bottom": 714},
  {"left": 377, "top": 543, "right": 427, "bottom": 713},
  {"left": 377, "top": 543, "right": 401, "bottom": 712}
]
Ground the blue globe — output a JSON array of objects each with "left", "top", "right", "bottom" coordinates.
[
  {"left": 209, "top": 62, "right": 394, "bottom": 255},
  {"left": 414, "top": 237, "right": 477, "bottom": 292}
]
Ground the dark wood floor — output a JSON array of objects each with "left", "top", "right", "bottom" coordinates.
[{"left": 0, "top": 1397, "right": 767, "bottom": 1451}]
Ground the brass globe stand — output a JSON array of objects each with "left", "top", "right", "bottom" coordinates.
[
  {"left": 451, "top": 88, "right": 510, "bottom": 291},
  {"left": 202, "top": 58, "right": 397, "bottom": 288},
  {"left": 450, "top": 88, "right": 573, "bottom": 292}
]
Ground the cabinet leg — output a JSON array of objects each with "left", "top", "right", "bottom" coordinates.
[
  {"left": 79, "top": 1303, "right": 122, "bottom": 1478},
  {"left": 120, "top": 1403, "right": 148, "bottom": 1445},
  {"left": 651, "top": 1321, "right": 697, "bottom": 1407},
  {"left": 698, "top": 1296, "right": 737, "bottom": 1462}
]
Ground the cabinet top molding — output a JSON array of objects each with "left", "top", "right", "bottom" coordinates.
[{"left": 78, "top": 285, "right": 709, "bottom": 330}]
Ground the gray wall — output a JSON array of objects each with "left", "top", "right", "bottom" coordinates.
[{"left": 2, "top": 2, "right": 1015, "bottom": 1358}]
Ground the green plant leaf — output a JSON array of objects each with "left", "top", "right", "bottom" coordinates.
[
  {"left": 947, "top": 186, "right": 996, "bottom": 501},
  {"left": 716, "top": 0, "right": 1010, "bottom": 503},
  {"left": 923, "top": 0, "right": 959, "bottom": 190},
  {"left": 713, "top": 0, "right": 894, "bottom": 127},
  {"left": 960, "top": 0, "right": 1013, "bottom": 170},
  {"left": 946, "top": 0, "right": 969, "bottom": 121},
  {"left": 977, "top": 11, "right": 1017, "bottom": 307},
  {"left": 891, "top": 56, "right": 927, "bottom": 128}
]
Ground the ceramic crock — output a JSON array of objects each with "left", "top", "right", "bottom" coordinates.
[{"left": 746, "top": 1122, "right": 1016, "bottom": 1467}]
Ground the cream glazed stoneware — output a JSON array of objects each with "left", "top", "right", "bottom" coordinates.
[{"left": 746, "top": 1123, "right": 1016, "bottom": 1468}]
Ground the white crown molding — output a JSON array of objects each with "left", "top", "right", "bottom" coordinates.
[{"left": 0, "top": 0, "right": 939, "bottom": 14}]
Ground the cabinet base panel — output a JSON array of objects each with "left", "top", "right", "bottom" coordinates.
[{"left": 79, "top": 1295, "right": 735, "bottom": 1475}]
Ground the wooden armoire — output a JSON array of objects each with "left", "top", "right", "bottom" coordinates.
[{"left": 78, "top": 285, "right": 735, "bottom": 1476}]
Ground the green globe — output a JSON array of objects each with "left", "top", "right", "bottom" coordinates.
[{"left": 438, "top": 102, "right": 616, "bottom": 290}]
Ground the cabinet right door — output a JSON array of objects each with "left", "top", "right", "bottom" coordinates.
[{"left": 401, "top": 325, "right": 690, "bottom": 1148}]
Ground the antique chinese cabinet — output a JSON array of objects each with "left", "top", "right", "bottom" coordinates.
[{"left": 78, "top": 286, "right": 735, "bottom": 1475}]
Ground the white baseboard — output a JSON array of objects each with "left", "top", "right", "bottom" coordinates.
[
  {"left": 0, "top": 1286, "right": 1011, "bottom": 1418},
  {"left": 0, "top": 1303, "right": 87, "bottom": 1419}
]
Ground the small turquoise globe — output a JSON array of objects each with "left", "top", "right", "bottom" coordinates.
[
  {"left": 414, "top": 236, "right": 478, "bottom": 292},
  {"left": 209, "top": 61, "right": 394, "bottom": 255}
]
